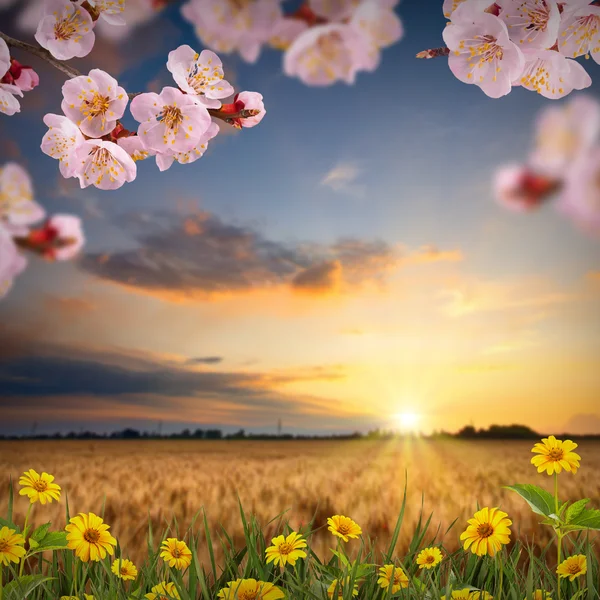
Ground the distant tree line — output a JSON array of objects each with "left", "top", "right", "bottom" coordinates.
[{"left": 0, "top": 423, "right": 598, "bottom": 441}]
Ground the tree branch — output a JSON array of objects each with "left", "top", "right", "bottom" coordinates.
[{"left": 416, "top": 46, "right": 450, "bottom": 59}]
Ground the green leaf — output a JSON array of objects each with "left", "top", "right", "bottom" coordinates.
[
  {"left": 27, "top": 531, "right": 69, "bottom": 555},
  {"left": 30, "top": 522, "right": 51, "bottom": 542},
  {"left": 564, "top": 508, "right": 600, "bottom": 531},
  {"left": 412, "top": 576, "right": 427, "bottom": 592},
  {"left": 3, "top": 575, "right": 55, "bottom": 600},
  {"left": 566, "top": 499, "right": 590, "bottom": 523},
  {"left": 330, "top": 549, "right": 351, "bottom": 569},
  {"left": 0, "top": 516, "right": 18, "bottom": 530},
  {"left": 28, "top": 538, "right": 40, "bottom": 549},
  {"left": 504, "top": 484, "right": 556, "bottom": 517}
]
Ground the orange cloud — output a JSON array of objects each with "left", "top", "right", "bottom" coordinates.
[{"left": 405, "top": 245, "right": 464, "bottom": 265}]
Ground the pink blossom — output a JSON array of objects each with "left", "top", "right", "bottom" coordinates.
[
  {"left": 446, "top": 0, "right": 498, "bottom": 19},
  {"left": 88, "top": 0, "right": 126, "bottom": 26},
  {"left": 515, "top": 48, "right": 591, "bottom": 98},
  {"left": 557, "top": 3, "right": 600, "bottom": 63},
  {"left": 41, "top": 113, "right": 86, "bottom": 178},
  {"left": 351, "top": 1, "right": 404, "bottom": 50},
  {"left": 166, "top": 46, "right": 234, "bottom": 109},
  {"left": 94, "top": 0, "right": 164, "bottom": 41},
  {"left": 74, "top": 140, "right": 137, "bottom": 190},
  {"left": 497, "top": 0, "right": 561, "bottom": 50},
  {"left": 0, "top": 224, "right": 27, "bottom": 301},
  {"left": 14, "top": 65, "right": 40, "bottom": 92},
  {"left": 234, "top": 92, "right": 266, "bottom": 128},
  {"left": 443, "top": 11, "right": 525, "bottom": 98},
  {"left": 117, "top": 135, "right": 157, "bottom": 162},
  {"left": 284, "top": 23, "right": 374, "bottom": 86},
  {"left": 529, "top": 95, "right": 600, "bottom": 177},
  {"left": 61, "top": 69, "right": 128, "bottom": 138},
  {"left": 269, "top": 17, "right": 309, "bottom": 50},
  {"left": 181, "top": 0, "right": 282, "bottom": 63},
  {"left": 155, "top": 122, "right": 220, "bottom": 172},
  {"left": 130, "top": 86, "right": 212, "bottom": 153},
  {"left": 0, "top": 162, "right": 45, "bottom": 229},
  {"left": 0, "top": 37, "right": 10, "bottom": 77},
  {"left": 558, "top": 146, "right": 600, "bottom": 233},
  {"left": 43, "top": 214, "right": 85, "bottom": 260},
  {"left": 494, "top": 163, "right": 559, "bottom": 212},
  {"left": 309, "top": 0, "right": 363, "bottom": 21},
  {"left": 35, "top": 0, "right": 95, "bottom": 61},
  {"left": 0, "top": 83, "right": 22, "bottom": 116}
]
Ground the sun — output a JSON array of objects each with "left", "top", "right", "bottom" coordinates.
[{"left": 394, "top": 411, "right": 421, "bottom": 432}]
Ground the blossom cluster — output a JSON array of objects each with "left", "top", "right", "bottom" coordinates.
[
  {"left": 494, "top": 94, "right": 600, "bottom": 233},
  {"left": 181, "top": 0, "right": 404, "bottom": 86},
  {"left": 40, "top": 45, "right": 265, "bottom": 190},
  {"left": 0, "top": 162, "right": 84, "bottom": 300},
  {"left": 442, "top": 0, "right": 598, "bottom": 98},
  {"left": 0, "top": 36, "right": 39, "bottom": 115}
]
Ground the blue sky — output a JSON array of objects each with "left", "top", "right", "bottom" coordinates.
[{"left": 1, "top": 1, "right": 599, "bottom": 436}]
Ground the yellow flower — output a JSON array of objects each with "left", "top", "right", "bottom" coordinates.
[
  {"left": 111, "top": 558, "right": 138, "bottom": 580},
  {"left": 65, "top": 512, "right": 117, "bottom": 562},
  {"left": 145, "top": 582, "right": 180, "bottom": 600},
  {"left": 531, "top": 436, "right": 581, "bottom": 475},
  {"left": 441, "top": 592, "right": 493, "bottom": 600},
  {"left": 524, "top": 592, "right": 552, "bottom": 600},
  {"left": 159, "top": 537, "right": 192, "bottom": 570},
  {"left": 377, "top": 564, "right": 409, "bottom": 592},
  {"left": 265, "top": 531, "right": 307, "bottom": 567},
  {"left": 0, "top": 526, "right": 26, "bottom": 566},
  {"left": 460, "top": 507, "right": 512, "bottom": 557},
  {"left": 327, "top": 577, "right": 359, "bottom": 599},
  {"left": 18, "top": 469, "right": 61, "bottom": 505},
  {"left": 60, "top": 596, "right": 94, "bottom": 600},
  {"left": 417, "top": 546, "right": 443, "bottom": 569},
  {"left": 326, "top": 515, "right": 362, "bottom": 542},
  {"left": 217, "top": 578, "right": 285, "bottom": 599},
  {"left": 556, "top": 554, "right": 587, "bottom": 581}
]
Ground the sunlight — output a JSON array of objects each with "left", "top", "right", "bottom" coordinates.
[{"left": 394, "top": 411, "right": 421, "bottom": 433}]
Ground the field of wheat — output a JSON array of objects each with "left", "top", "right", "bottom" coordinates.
[{"left": 1, "top": 438, "right": 599, "bottom": 569}]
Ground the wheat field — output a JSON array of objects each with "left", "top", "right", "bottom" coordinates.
[{"left": 1, "top": 438, "right": 599, "bottom": 568}]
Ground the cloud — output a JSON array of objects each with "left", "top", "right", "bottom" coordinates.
[
  {"left": 320, "top": 161, "right": 365, "bottom": 197},
  {"left": 186, "top": 356, "right": 224, "bottom": 365},
  {"left": 562, "top": 413, "right": 600, "bottom": 435},
  {"left": 291, "top": 261, "right": 342, "bottom": 294},
  {"left": 405, "top": 245, "right": 464, "bottom": 265},
  {"left": 43, "top": 295, "right": 97, "bottom": 318}
]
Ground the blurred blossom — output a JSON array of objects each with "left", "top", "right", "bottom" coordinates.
[
  {"left": 269, "top": 17, "right": 309, "bottom": 50},
  {"left": 88, "top": 0, "right": 126, "bottom": 26},
  {"left": 494, "top": 164, "right": 559, "bottom": 212},
  {"left": 0, "top": 162, "right": 45, "bottom": 230},
  {"left": 0, "top": 37, "right": 10, "bottom": 76},
  {"left": 0, "top": 223, "right": 27, "bottom": 300},
  {"left": 309, "top": 0, "right": 361, "bottom": 21},
  {"left": 529, "top": 94, "right": 600, "bottom": 177},
  {"left": 0, "top": 83, "right": 21, "bottom": 116},
  {"left": 39, "top": 214, "right": 85, "bottom": 260},
  {"left": 73, "top": 140, "right": 137, "bottom": 190},
  {"left": 181, "top": 0, "right": 283, "bottom": 64},
  {"left": 41, "top": 113, "right": 86, "bottom": 178},
  {"left": 34, "top": 0, "right": 96, "bottom": 61}
]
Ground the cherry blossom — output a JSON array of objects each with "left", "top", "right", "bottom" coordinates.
[
  {"left": 41, "top": 113, "right": 86, "bottom": 178},
  {"left": 515, "top": 48, "right": 591, "bottom": 98},
  {"left": 558, "top": 3, "right": 600, "bottom": 63},
  {"left": 29, "top": 214, "right": 85, "bottom": 260},
  {"left": 284, "top": 23, "right": 374, "bottom": 86},
  {"left": 166, "top": 46, "right": 234, "bottom": 109},
  {"left": 0, "top": 37, "right": 10, "bottom": 76},
  {"left": 181, "top": 0, "right": 282, "bottom": 63},
  {"left": 35, "top": 0, "right": 95, "bottom": 61},
  {"left": 61, "top": 69, "right": 128, "bottom": 138},
  {"left": 269, "top": 17, "right": 309, "bottom": 50},
  {"left": 74, "top": 139, "right": 137, "bottom": 190},
  {"left": 155, "top": 122, "right": 220, "bottom": 172},
  {"left": 442, "top": 11, "right": 525, "bottom": 98},
  {"left": 130, "top": 86, "right": 212, "bottom": 153},
  {"left": 117, "top": 135, "right": 157, "bottom": 163},
  {"left": 309, "top": 0, "right": 363, "bottom": 21},
  {"left": 0, "top": 162, "right": 45, "bottom": 230},
  {"left": 558, "top": 146, "right": 600, "bottom": 233},
  {"left": 0, "top": 224, "right": 27, "bottom": 300},
  {"left": 529, "top": 94, "right": 600, "bottom": 176},
  {"left": 494, "top": 163, "right": 559, "bottom": 211},
  {"left": 88, "top": 0, "right": 126, "bottom": 26},
  {"left": 0, "top": 83, "right": 22, "bottom": 116},
  {"left": 497, "top": 0, "right": 561, "bottom": 51},
  {"left": 13, "top": 64, "right": 40, "bottom": 92}
]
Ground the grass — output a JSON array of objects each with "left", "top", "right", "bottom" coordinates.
[{"left": 0, "top": 438, "right": 599, "bottom": 599}]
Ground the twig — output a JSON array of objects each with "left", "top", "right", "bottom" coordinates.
[{"left": 416, "top": 47, "right": 450, "bottom": 60}]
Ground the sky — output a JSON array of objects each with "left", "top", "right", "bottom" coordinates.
[{"left": 1, "top": 1, "right": 600, "bottom": 437}]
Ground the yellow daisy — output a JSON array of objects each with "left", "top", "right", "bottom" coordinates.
[
  {"left": 524, "top": 592, "right": 552, "bottom": 600},
  {"left": 377, "top": 564, "right": 409, "bottom": 592},
  {"left": 417, "top": 546, "right": 443, "bottom": 569},
  {"left": 159, "top": 537, "right": 192, "bottom": 570},
  {"left": 60, "top": 596, "right": 94, "bottom": 600},
  {"left": 460, "top": 507, "right": 512, "bottom": 557},
  {"left": 556, "top": 554, "right": 587, "bottom": 581},
  {"left": 145, "top": 582, "right": 180, "bottom": 600},
  {"left": 441, "top": 592, "right": 493, "bottom": 600},
  {"left": 111, "top": 558, "right": 138, "bottom": 580},
  {"left": 0, "top": 526, "right": 26, "bottom": 566},
  {"left": 265, "top": 531, "right": 307, "bottom": 567},
  {"left": 327, "top": 577, "right": 359, "bottom": 599},
  {"left": 531, "top": 436, "right": 581, "bottom": 475},
  {"left": 18, "top": 469, "right": 61, "bottom": 505},
  {"left": 326, "top": 515, "right": 362, "bottom": 542},
  {"left": 217, "top": 578, "right": 285, "bottom": 599},
  {"left": 65, "top": 512, "right": 117, "bottom": 562}
]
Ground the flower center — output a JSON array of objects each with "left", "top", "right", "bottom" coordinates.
[
  {"left": 54, "top": 13, "right": 82, "bottom": 41},
  {"left": 473, "top": 35, "right": 504, "bottom": 62},
  {"left": 160, "top": 105, "right": 184, "bottom": 133},
  {"left": 0, "top": 540, "right": 9, "bottom": 553},
  {"left": 523, "top": 1, "right": 550, "bottom": 32},
  {"left": 477, "top": 523, "right": 494, "bottom": 538},
  {"left": 336, "top": 523, "right": 350, "bottom": 535},
  {"left": 120, "top": 567, "right": 128, "bottom": 575},
  {"left": 393, "top": 570, "right": 404, "bottom": 583},
  {"left": 317, "top": 33, "right": 343, "bottom": 62},
  {"left": 238, "top": 591, "right": 258, "bottom": 600},
  {"left": 548, "top": 448, "right": 564, "bottom": 461},
  {"left": 83, "top": 92, "right": 110, "bottom": 120},
  {"left": 278, "top": 542, "right": 293, "bottom": 555},
  {"left": 83, "top": 528, "right": 101, "bottom": 543},
  {"left": 32, "top": 480, "right": 48, "bottom": 492},
  {"left": 425, "top": 555, "right": 435, "bottom": 563},
  {"left": 171, "top": 547, "right": 182, "bottom": 558},
  {"left": 567, "top": 562, "right": 582, "bottom": 574}
]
